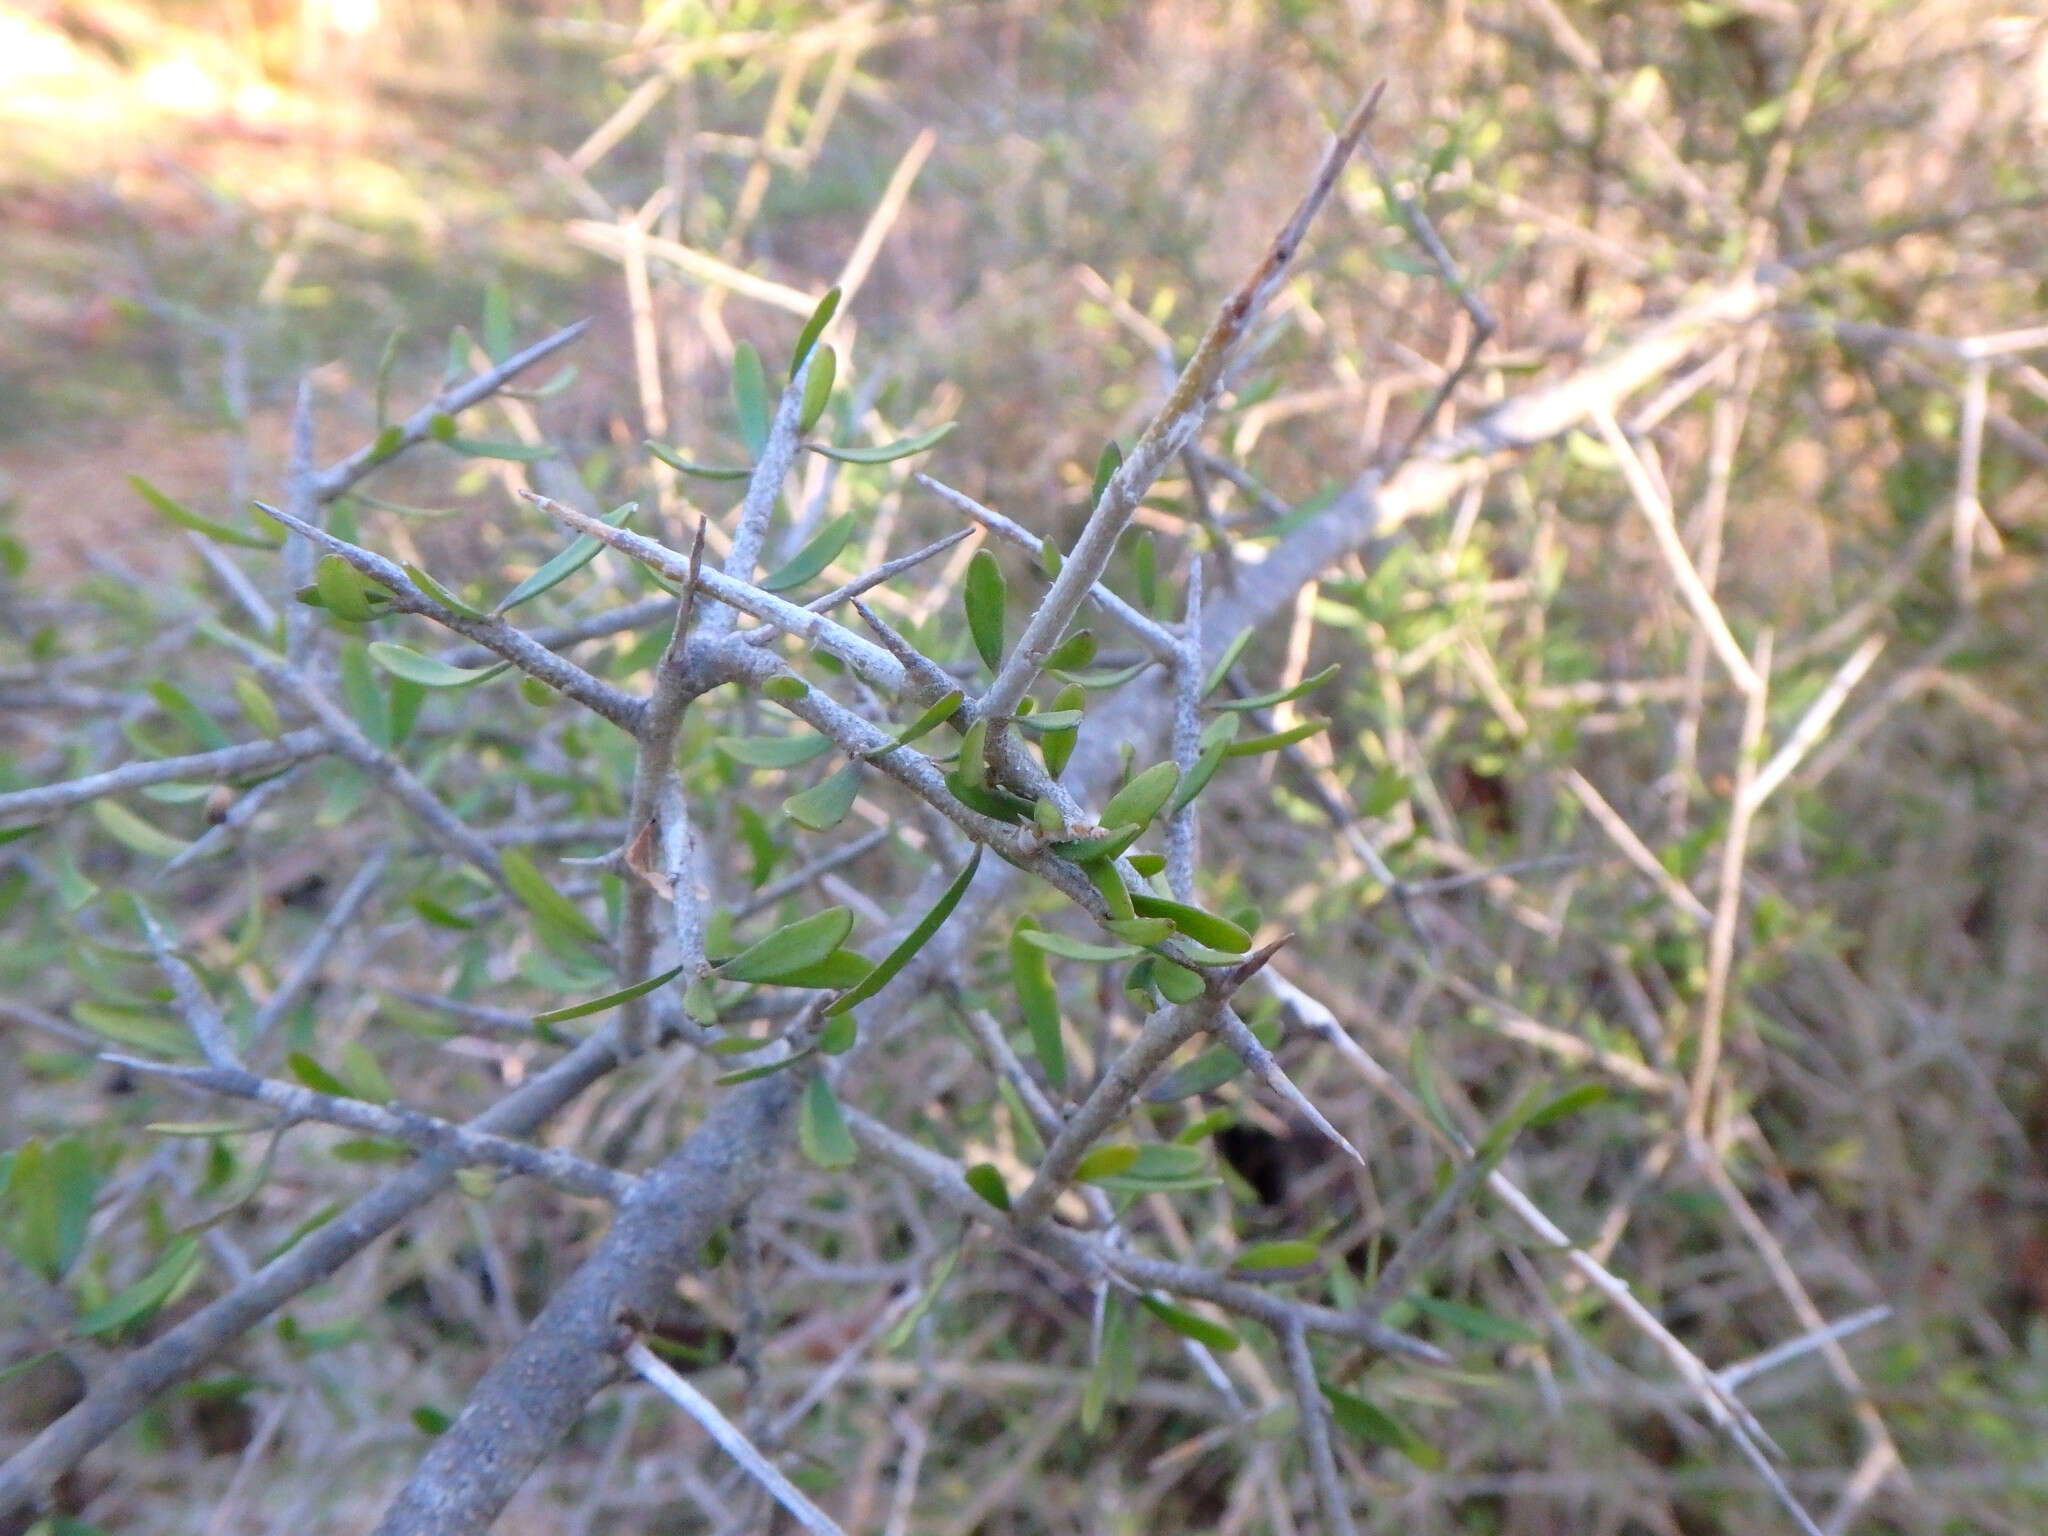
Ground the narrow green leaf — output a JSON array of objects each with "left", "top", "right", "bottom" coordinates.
[
  {"left": 71, "top": 1002, "right": 193, "bottom": 1059},
  {"left": 91, "top": 801, "right": 188, "bottom": 862},
  {"left": 1202, "top": 628, "right": 1255, "bottom": 696},
  {"left": 964, "top": 549, "right": 1006, "bottom": 671},
  {"left": 336, "top": 638, "right": 387, "bottom": 747},
  {"left": 791, "top": 286, "right": 841, "bottom": 374},
  {"left": 1132, "top": 532, "right": 1157, "bottom": 611},
  {"left": 1145, "top": 1044, "right": 1246, "bottom": 1101},
  {"left": 945, "top": 776, "right": 1032, "bottom": 824},
  {"left": 1073, "top": 1144, "right": 1139, "bottom": 1182},
  {"left": 1408, "top": 1033, "right": 1459, "bottom": 1145},
  {"left": 1099, "top": 761, "right": 1180, "bottom": 833},
  {"left": 1211, "top": 664, "right": 1342, "bottom": 712},
  {"left": 494, "top": 501, "right": 636, "bottom": 615},
  {"left": 1138, "top": 1295, "right": 1240, "bottom": 1352},
  {"left": 732, "top": 341, "right": 770, "bottom": 457},
  {"left": 1010, "top": 920, "right": 1065, "bottom": 1089},
  {"left": 955, "top": 716, "right": 990, "bottom": 789},
  {"left": 798, "top": 344, "right": 836, "bottom": 434},
  {"left": 964, "top": 1162, "right": 1011, "bottom": 1212},
  {"left": 234, "top": 673, "right": 281, "bottom": 739},
  {"left": 883, "top": 1245, "right": 960, "bottom": 1351},
  {"left": 816, "top": 1011, "right": 856, "bottom": 1055},
  {"left": 769, "top": 951, "right": 875, "bottom": 991},
  {"left": 1091, "top": 441, "right": 1123, "bottom": 505},
  {"left": 1360, "top": 767, "right": 1410, "bottom": 817},
  {"left": 443, "top": 436, "right": 558, "bottom": 463},
  {"left": 534, "top": 964, "right": 687, "bottom": 1025},
  {"left": 1526, "top": 1083, "right": 1610, "bottom": 1129},
  {"left": 1016, "top": 930, "right": 1139, "bottom": 963},
  {"left": 1171, "top": 716, "right": 1241, "bottom": 812},
  {"left": 1233, "top": 1239, "right": 1320, "bottom": 1272},
  {"left": 1224, "top": 719, "right": 1328, "bottom": 757},
  {"left": 1407, "top": 1294, "right": 1541, "bottom": 1345},
  {"left": 798, "top": 1073, "right": 856, "bottom": 1169},
  {"left": 287, "top": 1052, "right": 355, "bottom": 1099},
  {"left": 1153, "top": 958, "right": 1204, "bottom": 1004},
  {"left": 1049, "top": 824, "right": 1141, "bottom": 866},
  {"left": 73, "top": 1237, "right": 205, "bottom": 1338},
  {"left": 1082, "top": 1290, "right": 1131, "bottom": 1432},
  {"left": 808, "top": 421, "right": 956, "bottom": 464},
  {"left": 147, "top": 680, "right": 229, "bottom": 750},
  {"left": 717, "top": 734, "right": 835, "bottom": 770},
  {"left": 717, "top": 907, "right": 855, "bottom": 984},
  {"left": 500, "top": 849, "right": 606, "bottom": 945},
  {"left": 761, "top": 512, "right": 856, "bottom": 593},
  {"left": 1105, "top": 916, "right": 1173, "bottom": 945},
  {"left": 1085, "top": 860, "right": 1135, "bottom": 921},
  {"left": 481, "top": 282, "right": 512, "bottom": 361},
  {"left": 867, "top": 690, "right": 963, "bottom": 758},
  {"left": 715, "top": 1053, "right": 810, "bottom": 1086},
  {"left": 827, "top": 849, "right": 981, "bottom": 1015},
  {"left": 402, "top": 563, "right": 489, "bottom": 620},
  {"left": 783, "top": 764, "right": 862, "bottom": 831},
  {"left": 374, "top": 326, "right": 405, "bottom": 428},
  {"left": 367, "top": 642, "right": 502, "bottom": 689},
  {"left": 762, "top": 676, "right": 810, "bottom": 703},
  {"left": 1039, "top": 537, "right": 1062, "bottom": 578},
  {"left": 130, "top": 475, "right": 277, "bottom": 550},
  {"left": 338, "top": 1041, "right": 393, "bottom": 1104},
  {"left": 1128, "top": 894, "right": 1251, "bottom": 953},
  {"left": 1321, "top": 1382, "right": 1442, "bottom": 1469},
  {"left": 646, "top": 441, "right": 753, "bottom": 481},
  {"left": 316, "top": 555, "right": 378, "bottom": 623}
]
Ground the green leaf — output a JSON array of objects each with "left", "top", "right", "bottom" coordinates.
[
  {"left": 91, "top": 800, "right": 188, "bottom": 862},
  {"left": 401, "top": 564, "right": 488, "bottom": 620},
  {"left": 946, "top": 775, "right": 1033, "bottom": 824},
  {"left": 883, "top": 1245, "right": 960, "bottom": 1350},
  {"left": 1128, "top": 894, "right": 1251, "bottom": 953},
  {"left": 867, "top": 690, "right": 963, "bottom": 758},
  {"left": 367, "top": 642, "right": 502, "bottom": 689},
  {"left": 718, "top": 907, "right": 856, "bottom": 984},
  {"left": 809, "top": 421, "right": 956, "bottom": 464},
  {"left": 1152, "top": 958, "right": 1204, "bottom": 1004},
  {"left": 791, "top": 286, "right": 841, "bottom": 373},
  {"left": 482, "top": 281, "right": 512, "bottom": 361},
  {"left": 1039, "top": 537, "right": 1062, "bottom": 579},
  {"left": 7, "top": 1138, "right": 96, "bottom": 1282},
  {"left": 1038, "top": 683, "right": 1085, "bottom": 778},
  {"left": 1224, "top": 719, "right": 1327, "bottom": 757},
  {"left": 1320, "top": 1382, "right": 1441, "bottom": 1469},
  {"left": 761, "top": 512, "right": 856, "bottom": 593},
  {"left": 72, "top": 1237, "right": 205, "bottom": 1338},
  {"left": 827, "top": 849, "right": 980, "bottom": 1015},
  {"left": 1233, "top": 1239, "right": 1320, "bottom": 1272},
  {"left": 762, "top": 676, "right": 809, "bottom": 703},
  {"left": 954, "top": 716, "right": 990, "bottom": 790},
  {"left": 442, "top": 436, "right": 558, "bottom": 463},
  {"left": 1211, "top": 664, "right": 1341, "bottom": 712},
  {"left": 412, "top": 1405, "right": 452, "bottom": 1437},
  {"left": 494, "top": 501, "right": 636, "bottom": 615},
  {"left": 1099, "top": 762, "right": 1180, "bottom": 833},
  {"left": 233, "top": 673, "right": 281, "bottom": 739},
  {"left": 1082, "top": 1290, "right": 1132, "bottom": 1432},
  {"left": 1044, "top": 630, "right": 1096, "bottom": 672},
  {"left": 646, "top": 442, "right": 753, "bottom": 481},
  {"left": 783, "top": 764, "right": 861, "bottom": 832},
  {"left": 500, "top": 849, "right": 606, "bottom": 945},
  {"left": 130, "top": 475, "right": 276, "bottom": 550},
  {"left": 1105, "top": 917, "right": 1172, "bottom": 945},
  {"left": 336, "top": 638, "right": 388, "bottom": 747},
  {"left": 1016, "top": 930, "right": 1139, "bottom": 963},
  {"left": 1202, "top": 627, "right": 1255, "bottom": 695},
  {"left": 1010, "top": 920, "right": 1065, "bottom": 1089},
  {"left": 717, "top": 733, "right": 835, "bottom": 770},
  {"left": 1360, "top": 768, "right": 1410, "bottom": 817},
  {"left": 732, "top": 342, "right": 771, "bottom": 457},
  {"left": 1406, "top": 1294, "right": 1541, "bottom": 1346},
  {"left": 1408, "top": 1034, "right": 1459, "bottom": 1145},
  {"left": 147, "top": 680, "right": 229, "bottom": 750},
  {"left": 798, "top": 344, "right": 836, "bottom": 434},
  {"left": 816, "top": 1011, "right": 857, "bottom": 1055},
  {"left": 70, "top": 1002, "right": 193, "bottom": 1059},
  {"left": 1073, "top": 1144, "right": 1140, "bottom": 1183},
  {"left": 1171, "top": 716, "right": 1241, "bottom": 811},
  {"left": 1145, "top": 1044, "right": 1246, "bottom": 1101},
  {"left": 316, "top": 555, "right": 378, "bottom": 623},
  {"left": 1092, "top": 1142, "right": 1215, "bottom": 1193},
  {"left": 714, "top": 1053, "right": 810, "bottom": 1086},
  {"left": 1138, "top": 1295, "right": 1240, "bottom": 1351},
  {"left": 338, "top": 1041, "right": 393, "bottom": 1104},
  {"left": 1526, "top": 1083, "right": 1610, "bottom": 1129},
  {"left": 1091, "top": 440, "right": 1123, "bottom": 505},
  {"left": 964, "top": 1162, "right": 1011, "bottom": 1212},
  {"left": 1132, "top": 532, "right": 1157, "bottom": 612},
  {"left": 534, "top": 964, "right": 686, "bottom": 1026},
  {"left": 1050, "top": 825, "right": 1142, "bottom": 866},
  {"left": 1085, "top": 859, "right": 1135, "bottom": 921},
  {"left": 768, "top": 951, "right": 873, "bottom": 991},
  {"left": 286, "top": 1052, "right": 355, "bottom": 1099},
  {"left": 964, "top": 549, "right": 1006, "bottom": 672},
  {"left": 798, "top": 1073, "right": 856, "bottom": 1169}
]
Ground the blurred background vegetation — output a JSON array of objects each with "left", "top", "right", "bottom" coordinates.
[{"left": 3, "top": 0, "right": 2048, "bottom": 1532}]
